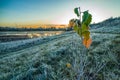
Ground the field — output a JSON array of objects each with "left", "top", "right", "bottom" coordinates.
[
  {"left": 0, "top": 20, "right": 120, "bottom": 80},
  {"left": 0, "top": 31, "right": 63, "bottom": 42}
]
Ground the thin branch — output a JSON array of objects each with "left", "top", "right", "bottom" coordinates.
[{"left": 78, "top": 7, "right": 83, "bottom": 42}]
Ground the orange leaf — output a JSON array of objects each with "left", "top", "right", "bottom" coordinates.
[{"left": 83, "top": 38, "right": 92, "bottom": 48}]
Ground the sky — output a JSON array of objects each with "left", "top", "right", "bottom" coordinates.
[{"left": 0, "top": 0, "right": 120, "bottom": 27}]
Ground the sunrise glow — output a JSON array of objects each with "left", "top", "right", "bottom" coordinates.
[{"left": 0, "top": 0, "right": 120, "bottom": 27}]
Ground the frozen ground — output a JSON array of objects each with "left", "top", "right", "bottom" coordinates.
[
  {"left": 0, "top": 28, "right": 120, "bottom": 80},
  {"left": 1, "top": 17, "right": 120, "bottom": 80},
  {"left": 0, "top": 32, "right": 71, "bottom": 56},
  {"left": 91, "top": 25, "right": 120, "bottom": 34}
]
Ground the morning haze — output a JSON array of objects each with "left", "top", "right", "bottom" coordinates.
[{"left": 0, "top": 0, "right": 120, "bottom": 28}]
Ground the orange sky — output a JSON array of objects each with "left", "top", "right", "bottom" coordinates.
[{"left": 12, "top": 24, "right": 67, "bottom": 29}]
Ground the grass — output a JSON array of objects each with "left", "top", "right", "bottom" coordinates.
[{"left": 0, "top": 31, "right": 120, "bottom": 80}]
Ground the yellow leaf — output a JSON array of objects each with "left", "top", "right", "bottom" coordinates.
[
  {"left": 83, "top": 38, "right": 92, "bottom": 48},
  {"left": 68, "top": 19, "right": 75, "bottom": 27},
  {"left": 66, "top": 63, "right": 71, "bottom": 68},
  {"left": 82, "top": 31, "right": 90, "bottom": 40},
  {"left": 82, "top": 24, "right": 89, "bottom": 32}
]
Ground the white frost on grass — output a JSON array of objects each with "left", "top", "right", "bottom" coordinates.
[
  {"left": 0, "top": 31, "right": 119, "bottom": 80},
  {"left": 0, "top": 31, "right": 73, "bottom": 54},
  {"left": 0, "top": 37, "right": 41, "bottom": 52},
  {"left": 91, "top": 25, "right": 120, "bottom": 33},
  {"left": 0, "top": 32, "right": 75, "bottom": 79}
]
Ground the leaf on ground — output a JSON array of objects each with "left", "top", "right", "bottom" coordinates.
[{"left": 66, "top": 63, "right": 71, "bottom": 68}]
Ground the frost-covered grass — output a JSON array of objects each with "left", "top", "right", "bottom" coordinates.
[
  {"left": 91, "top": 25, "right": 120, "bottom": 34},
  {"left": 0, "top": 31, "right": 73, "bottom": 56},
  {"left": 0, "top": 31, "right": 120, "bottom": 80}
]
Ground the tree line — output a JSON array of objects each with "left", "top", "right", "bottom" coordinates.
[{"left": 0, "top": 27, "right": 72, "bottom": 31}]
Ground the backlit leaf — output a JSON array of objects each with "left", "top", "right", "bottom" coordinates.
[
  {"left": 74, "top": 8, "right": 80, "bottom": 17},
  {"left": 73, "top": 24, "right": 82, "bottom": 37},
  {"left": 82, "top": 31, "right": 90, "bottom": 40},
  {"left": 83, "top": 38, "right": 92, "bottom": 48},
  {"left": 68, "top": 19, "right": 75, "bottom": 27},
  {"left": 82, "top": 11, "right": 92, "bottom": 26},
  {"left": 73, "top": 24, "right": 78, "bottom": 32},
  {"left": 81, "top": 24, "right": 89, "bottom": 32}
]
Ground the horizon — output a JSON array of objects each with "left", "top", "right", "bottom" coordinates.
[
  {"left": 0, "top": 16, "right": 119, "bottom": 28},
  {"left": 0, "top": 0, "right": 120, "bottom": 28}
]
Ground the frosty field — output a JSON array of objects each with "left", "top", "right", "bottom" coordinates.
[
  {"left": 0, "top": 31, "right": 63, "bottom": 42},
  {"left": 0, "top": 0, "right": 120, "bottom": 79},
  {"left": 0, "top": 17, "right": 120, "bottom": 80},
  {"left": 0, "top": 29, "right": 120, "bottom": 80}
]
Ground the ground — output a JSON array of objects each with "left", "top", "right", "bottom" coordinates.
[{"left": 0, "top": 30, "right": 120, "bottom": 80}]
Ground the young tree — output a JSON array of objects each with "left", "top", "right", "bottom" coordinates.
[{"left": 69, "top": 7, "right": 92, "bottom": 48}]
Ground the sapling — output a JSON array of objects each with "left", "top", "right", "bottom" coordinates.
[
  {"left": 69, "top": 7, "right": 92, "bottom": 48},
  {"left": 68, "top": 7, "right": 93, "bottom": 79}
]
